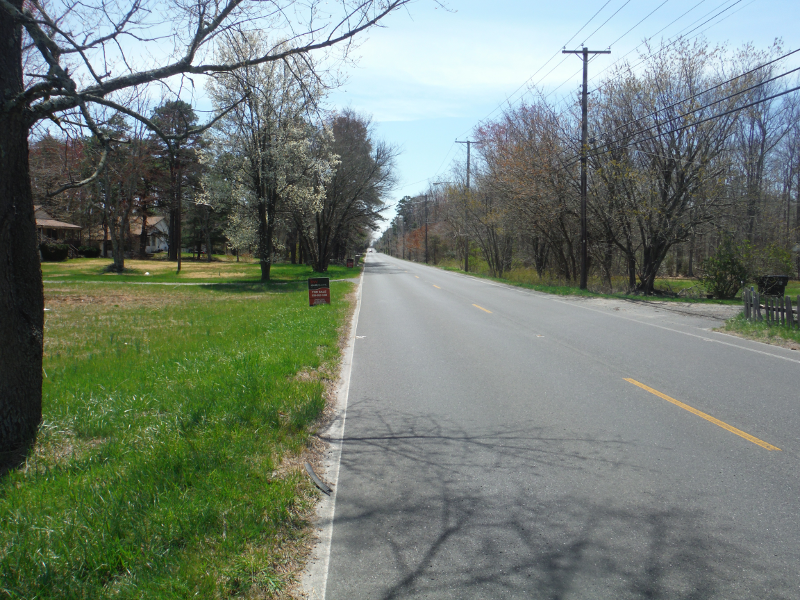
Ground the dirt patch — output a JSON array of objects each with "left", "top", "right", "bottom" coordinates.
[
  {"left": 44, "top": 288, "right": 182, "bottom": 309},
  {"left": 561, "top": 295, "right": 742, "bottom": 322},
  {"left": 620, "top": 299, "right": 742, "bottom": 320},
  {"left": 293, "top": 370, "right": 319, "bottom": 383},
  {"left": 24, "top": 433, "right": 108, "bottom": 473}
]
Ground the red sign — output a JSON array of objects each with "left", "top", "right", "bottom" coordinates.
[
  {"left": 308, "top": 278, "right": 331, "bottom": 306},
  {"left": 346, "top": 258, "right": 355, "bottom": 268}
]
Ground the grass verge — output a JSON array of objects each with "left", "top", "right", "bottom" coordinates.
[
  {"left": 721, "top": 313, "right": 800, "bottom": 350},
  {"left": 432, "top": 259, "right": 741, "bottom": 304},
  {"left": 1, "top": 276, "right": 354, "bottom": 598}
]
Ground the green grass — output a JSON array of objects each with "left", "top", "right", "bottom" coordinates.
[
  {"left": 41, "top": 256, "right": 363, "bottom": 284},
  {"left": 430, "top": 257, "right": 741, "bottom": 304},
  {"left": 722, "top": 312, "right": 800, "bottom": 346},
  {"left": 1, "top": 278, "right": 354, "bottom": 598}
]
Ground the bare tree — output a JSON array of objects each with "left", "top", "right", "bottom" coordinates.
[
  {"left": 477, "top": 100, "right": 580, "bottom": 281},
  {"left": 0, "top": 0, "right": 410, "bottom": 458},
  {"left": 590, "top": 40, "right": 744, "bottom": 293},
  {"left": 727, "top": 43, "right": 795, "bottom": 244}
]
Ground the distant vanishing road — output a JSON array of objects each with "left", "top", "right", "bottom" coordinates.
[{"left": 321, "top": 253, "right": 800, "bottom": 599}]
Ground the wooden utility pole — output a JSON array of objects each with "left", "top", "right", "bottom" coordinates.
[
  {"left": 455, "top": 140, "right": 474, "bottom": 272},
  {"left": 401, "top": 216, "right": 405, "bottom": 260},
  {"left": 424, "top": 194, "right": 429, "bottom": 264},
  {"left": 562, "top": 47, "right": 610, "bottom": 290}
]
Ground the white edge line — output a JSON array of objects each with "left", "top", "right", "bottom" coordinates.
[
  {"left": 300, "top": 260, "right": 365, "bottom": 599},
  {"left": 381, "top": 249, "right": 799, "bottom": 365},
  {"left": 420, "top": 259, "right": 800, "bottom": 367},
  {"left": 546, "top": 296, "right": 800, "bottom": 365}
]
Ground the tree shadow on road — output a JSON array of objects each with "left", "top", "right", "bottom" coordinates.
[
  {"left": 363, "top": 259, "right": 407, "bottom": 276},
  {"left": 323, "top": 404, "right": 795, "bottom": 599}
]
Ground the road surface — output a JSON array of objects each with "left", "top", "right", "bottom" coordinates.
[{"left": 320, "top": 253, "right": 800, "bottom": 599}]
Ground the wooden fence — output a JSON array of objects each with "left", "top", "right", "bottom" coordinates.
[{"left": 742, "top": 287, "right": 800, "bottom": 328}]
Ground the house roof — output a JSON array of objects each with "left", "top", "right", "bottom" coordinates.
[
  {"left": 129, "top": 216, "right": 167, "bottom": 236},
  {"left": 34, "top": 207, "right": 82, "bottom": 230},
  {"left": 37, "top": 218, "right": 82, "bottom": 230}
]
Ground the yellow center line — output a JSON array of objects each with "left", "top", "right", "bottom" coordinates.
[
  {"left": 415, "top": 276, "right": 419, "bottom": 279},
  {"left": 624, "top": 378, "right": 781, "bottom": 451},
  {"left": 472, "top": 304, "right": 492, "bottom": 313},
  {"left": 433, "top": 285, "right": 441, "bottom": 289}
]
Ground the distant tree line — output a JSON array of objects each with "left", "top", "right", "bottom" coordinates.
[
  {"left": 377, "top": 40, "right": 800, "bottom": 296},
  {"left": 31, "top": 83, "right": 394, "bottom": 279}
]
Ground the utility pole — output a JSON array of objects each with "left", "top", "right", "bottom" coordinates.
[
  {"left": 455, "top": 140, "right": 474, "bottom": 272},
  {"left": 424, "top": 194, "right": 429, "bottom": 264},
  {"left": 401, "top": 216, "right": 405, "bottom": 260},
  {"left": 562, "top": 47, "right": 610, "bottom": 290}
]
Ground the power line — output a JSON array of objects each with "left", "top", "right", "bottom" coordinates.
[
  {"left": 606, "top": 0, "right": 671, "bottom": 49},
  {"left": 557, "top": 80, "right": 800, "bottom": 174},
  {"left": 549, "top": 0, "right": 752, "bottom": 115},
  {"left": 430, "top": 0, "right": 768, "bottom": 194},
  {"left": 580, "top": 0, "right": 632, "bottom": 47},
  {"left": 599, "top": 49, "right": 800, "bottom": 146},
  {"left": 453, "top": 0, "right": 617, "bottom": 141},
  {"left": 588, "top": 0, "right": 751, "bottom": 93},
  {"left": 509, "top": 49, "right": 800, "bottom": 177}
]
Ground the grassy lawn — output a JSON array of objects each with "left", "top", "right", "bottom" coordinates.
[
  {"left": 41, "top": 255, "right": 363, "bottom": 284},
  {"left": 0, "top": 268, "right": 356, "bottom": 598}
]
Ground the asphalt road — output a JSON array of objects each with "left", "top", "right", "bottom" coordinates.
[{"left": 323, "top": 253, "right": 800, "bottom": 599}]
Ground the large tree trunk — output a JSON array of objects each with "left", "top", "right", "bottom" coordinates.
[
  {"left": 168, "top": 161, "right": 183, "bottom": 266},
  {"left": 204, "top": 212, "right": 213, "bottom": 263},
  {"left": 1, "top": 1, "right": 44, "bottom": 459},
  {"left": 638, "top": 241, "right": 670, "bottom": 294},
  {"left": 102, "top": 213, "right": 109, "bottom": 257},
  {"left": 627, "top": 251, "right": 637, "bottom": 291},
  {"left": 168, "top": 208, "right": 177, "bottom": 260},
  {"left": 257, "top": 200, "right": 272, "bottom": 281},
  {"left": 139, "top": 213, "right": 148, "bottom": 259},
  {"left": 308, "top": 212, "right": 328, "bottom": 272}
]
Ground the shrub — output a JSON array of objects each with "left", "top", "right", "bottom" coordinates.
[
  {"left": 77, "top": 245, "right": 101, "bottom": 258},
  {"left": 39, "top": 243, "right": 70, "bottom": 262},
  {"left": 747, "top": 243, "right": 793, "bottom": 276},
  {"left": 700, "top": 235, "right": 749, "bottom": 299}
]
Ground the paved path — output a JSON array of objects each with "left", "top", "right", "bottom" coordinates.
[{"left": 319, "top": 253, "right": 800, "bottom": 599}]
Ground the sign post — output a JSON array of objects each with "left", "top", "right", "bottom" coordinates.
[{"left": 308, "top": 277, "right": 330, "bottom": 306}]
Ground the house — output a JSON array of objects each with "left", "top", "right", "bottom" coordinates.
[
  {"left": 34, "top": 206, "right": 82, "bottom": 245},
  {"left": 129, "top": 216, "right": 169, "bottom": 253}
]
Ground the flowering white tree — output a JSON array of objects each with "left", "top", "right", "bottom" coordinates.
[{"left": 207, "top": 34, "right": 336, "bottom": 280}]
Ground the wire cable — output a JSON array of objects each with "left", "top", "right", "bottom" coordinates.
[
  {"left": 581, "top": 0, "right": 632, "bottom": 47},
  {"left": 607, "top": 0, "right": 671, "bottom": 49},
  {"left": 588, "top": 0, "right": 749, "bottom": 93},
  {"left": 453, "top": 0, "right": 616, "bottom": 141},
  {"left": 549, "top": 0, "right": 750, "bottom": 115},
  {"left": 599, "top": 49, "right": 800, "bottom": 144},
  {"left": 557, "top": 82, "right": 800, "bottom": 174}
]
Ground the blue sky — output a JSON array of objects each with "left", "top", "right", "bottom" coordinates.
[{"left": 323, "top": 0, "right": 800, "bottom": 230}]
